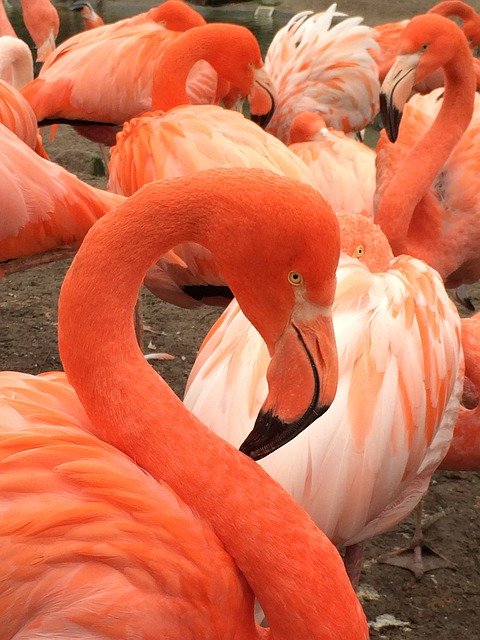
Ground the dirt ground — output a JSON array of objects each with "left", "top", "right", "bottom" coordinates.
[{"left": 1, "top": 0, "right": 480, "bottom": 638}]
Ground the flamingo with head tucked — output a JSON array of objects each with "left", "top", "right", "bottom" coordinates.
[{"left": 0, "top": 169, "right": 368, "bottom": 639}]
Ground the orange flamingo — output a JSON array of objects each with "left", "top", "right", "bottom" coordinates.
[
  {"left": 109, "top": 104, "right": 313, "bottom": 307},
  {"left": 373, "top": 1, "right": 480, "bottom": 84},
  {"left": 184, "top": 211, "right": 463, "bottom": 584},
  {"left": 0, "top": 169, "right": 369, "bottom": 639},
  {"left": 0, "top": 123, "right": 123, "bottom": 276},
  {"left": 260, "top": 6, "right": 380, "bottom": 143},
  {"left": 20, "top": 0, "right": 59, "bottom": 62},
  {"left": 20, "top": 0, "right": 207, "bottom": 128},
  {"left": 0, "top": 0, "right": 16, "bottom": 37},
  {"left": 375, "top": 14, "right": 480, "bottom": 291},
  {"left": 71, "top": 0, "right": 105, "bottom": 30}
]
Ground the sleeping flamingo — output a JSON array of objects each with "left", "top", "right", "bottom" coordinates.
[
  {"left": 373, "top": 1, "right": 480, "bottom": 84},
  {"left": 375, "top": 13, "right": 480, "bottom": 291},
  {"left": 287, "top": 111, "right": 376, "bottom": 216},
  {"left": 20, "top": 0, "right": 207, "bottom": 128},
  {"left": 260, "top": 6, "right": 380, "bottom": 143},
  {"left": 0, "top": 169, "right": 368, "bottom": 639},
  {"left": 71, "top": 0, "right": 105, "bottom": 30},
  {"left": 184, "top": 211, "right": 463, "bottom": 584},
  {"left": 20, "top": 0, "right": 59, "bottom": 62}
]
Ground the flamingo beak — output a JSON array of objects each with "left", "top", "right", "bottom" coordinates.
[
  {"left": 380, "top": 53, "right": 420, "bottom": 142},
  {"left": 239, "top": 309, "right": 338, "bottom": 461},
  {"left": 249, "top": 67, "right": 276, "bottom": 129},
  {"left": 70, "top": 0, "right": 89, "bottom": 10}
]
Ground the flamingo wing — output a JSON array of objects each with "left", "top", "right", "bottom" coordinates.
[
  {"left": 22, "top": 24, "right": 178, "bottom": 123},
  {"left": 0, "top": 371, "right": 251, "bottom": 637},
  {"left": 0, "top": 123, "right": 123, "bottom": 262},
  {"left": 265, "top": 7, "right": 380, "bottom": 142},
  {"left": 185, "top": 253, "right": 463, "bottom": 546}
]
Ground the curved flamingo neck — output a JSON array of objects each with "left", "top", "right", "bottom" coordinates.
[
  {"left": 0, "top": 38, "right": 33, "bottom": 88},
  {"left": 151, "top": 24, "right": 253, "bottom": 111},
  {"left": 428, "top": 1, "right": 477, "bottom": 20},
  {"left": 375, "top": 40, "right": 475, "bottom": 254},
  {"left": 58, "top": 171, "right": 366, "bottom": 640},
  {"left": 0, "top": 2, "right": 16, "bottom": 36}
]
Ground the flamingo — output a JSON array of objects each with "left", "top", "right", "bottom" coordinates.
[
  {"left": 184, "top": 211, "right": 463, "bottom": 584},
  {"left": 260, "top": 6, "right": 380, "bottom": 143},
  {"left": 70, "top": 0, "right": 105, "bottom": 31},
  {"left": 0, "top": 123, "right": 123, "bottom": 276},
  {"left": 379, "top": 311, "right": 480, "bottom": 578},
  {"left": 373, "top": 1, "right": 480, "bottom": 84},
  {"left": 375, "top": 14, "right": 480, "bottom": 291},
  {"left": 0, "top": 35, "right": 49, "bottom": 156},
  {"left": 287, "top": 111, "right": 376, "bottom": 216},
  {"left": 20, "top": 0, "right": 207, "bottom": 129},
  {"left": 0, "top": 169, "right": 369, "bottom": 639},
  {"left": 19, "top": 0, "right": 59, "bottom": 62},
  {"left": 0, "top": 1, "right": 16, "bottom": 37},
  {"left": 108, "top": 104, "right": 314, "bottom": 307}
]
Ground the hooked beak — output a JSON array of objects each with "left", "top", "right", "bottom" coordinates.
[
  {"left": 249, "top": 67, "right": 276, "bottom": 129},
  {"left": 239, "top": 310, "right": 337, "bottom": 461},
  {"left": 380, "top": 53, "right": 420, "bottom": 142}
]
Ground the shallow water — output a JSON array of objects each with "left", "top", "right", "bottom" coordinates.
[{"left": 6, "top": 0, "right": 292, "bottom": 55}]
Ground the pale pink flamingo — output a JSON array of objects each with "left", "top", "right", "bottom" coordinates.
[
  {"left": 287, "top": 111, "right": 376, "bottom": 216},
  {"left": 0, "top": 35, "right": 48, "bottom": 156},
  {"left": 0, "top": 122, "right": 122, "bottom": 276},
  {"left": 379, "top": 310, "right": 480, "bottom": 578},
  {"left": 373, "top": 1, "right": 480, "bottom": 84},
  {"left": 19, "top": 0, "right": 59, "bottom": 62},
  {"left": 0, "top": 169, "right": 368, "bottom": 639},
  {"left": 260, "top": 6, "right": 380, "bottom": 143},
  {"left": 375, "top": 14, "right": 480, "bottom": 291},
  {"left": 184, "top": 211, "right": 463, "bottom": 584},
  {"left": 71, "top": 0, "right": 105, "bottom": 30}
]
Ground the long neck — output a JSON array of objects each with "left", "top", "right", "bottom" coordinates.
[
  {"left": 0, "top": 2, "right": 16, "bottom": 37},
  {"left": 428, "top": 1, "right": 476, "bottom": 20},
  {"left": 58, "top": 173, "right": 366, "bottom": 640},
  {"left": 0, "top": 41, "right": 34, "bottom": 88},
  {"left": 375, "top": 45, "right": 475, "bottom": 254}
]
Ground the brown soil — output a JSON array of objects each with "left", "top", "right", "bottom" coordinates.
[{"left": 1, "top": 1, "right": 480, "bottom": 638}]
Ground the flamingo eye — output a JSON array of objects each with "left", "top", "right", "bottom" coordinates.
[
  {"left": 420, "top": 43, "right": 428, "bottom": 51},
  {"left": 353, "top": 245, "right": 365, "bottom": 258},
  {"left": 288, "top": 271, "right": 303, "bottom": 286}
]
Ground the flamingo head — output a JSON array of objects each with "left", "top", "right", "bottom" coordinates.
[
  {"left": 211, "top": 171, "right": 340, "bottom": 461},
  {"left": 380, "top": 14, "right": 468, "bottom": 141},
  {"left": 288, "top": 112, "right": 328, "bottom": 144},
  {"left": 337, "top": 212, "right": 394, "bottom": 273},
  {"left": 148, "top": 0, "right": 206, "bottom": 31}
]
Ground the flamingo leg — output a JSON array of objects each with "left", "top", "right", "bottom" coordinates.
[
  {"left": 377, "top": 498, "right": 455, "bottom": 580},
  {"left": 344, "top": 542, "right": 365, "bottom": 588}
]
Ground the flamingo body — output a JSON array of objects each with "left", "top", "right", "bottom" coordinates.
[
  {"left": 288, "top": 112, "right": 376, "bottom": 216},
  {"left": 0, "top": 123, "right": 123, "bottom": 265},
  {"left": 264, "top": 7, "right": 380, "bottom": 143},
  {"left": 185, "top": 218, "right": 463, "bottom": 546},
  {"left": 0, "top": 372, "right": 252, "bottom": 639}
]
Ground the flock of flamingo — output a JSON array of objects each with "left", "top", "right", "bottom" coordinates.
[{"left": 0, "top": 0, "right": 479, "bottom": 636}]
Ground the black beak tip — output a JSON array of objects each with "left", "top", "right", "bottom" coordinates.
[
  {"left": 250, "top": 87, "right": 276, "bottom": 130},
  {"left": 379, "top": 91, "right": 401, "bottom": 143}
]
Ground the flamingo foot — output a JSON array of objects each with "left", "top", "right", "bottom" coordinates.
[
  {"left": 378, "top": 540, "right": 455, "bottom": 580},
  {"left": 378, "top": 504, "right": 455, "bottom": 580}
]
